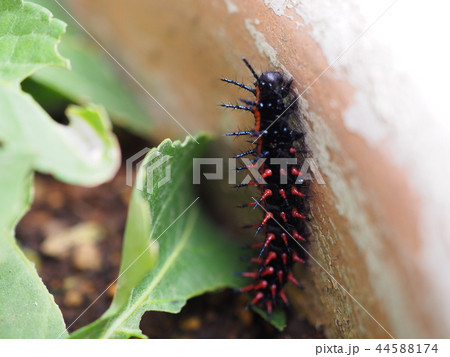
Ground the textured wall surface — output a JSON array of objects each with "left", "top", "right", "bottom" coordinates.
[{"left": 66, "top": 0, "right": 450, "bottom": 338}]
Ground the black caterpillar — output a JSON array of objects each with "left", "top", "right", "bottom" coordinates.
[{"left": 221, "top": 58, "right": 310, "bottom": 315}]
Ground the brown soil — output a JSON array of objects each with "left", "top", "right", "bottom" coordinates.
[{"left": 15, "top": 130, "right": 324, "bottom": 339}]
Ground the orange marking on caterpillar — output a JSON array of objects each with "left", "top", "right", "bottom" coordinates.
[{"left": 254, "top": 86, "right": 261, "bottom": 131}]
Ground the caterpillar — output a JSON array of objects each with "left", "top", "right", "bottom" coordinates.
[{"left": 221, "top": 58, "right": 310, "bottom": 315}]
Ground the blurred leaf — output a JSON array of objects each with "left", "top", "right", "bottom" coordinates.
[
  {"left": 1, "top": 0, "right": 120, "bottom": 186},
  {"left": 0, "top": 0, "right": 69, "bottom": 84},
  {"left": 0, "top": 0, "right": 121, "bottom": 338},
  {"left": 0, "top": 152, "right": 68, "bottom": 338},
  {"left": 70, "top": 135, "right": 247, "bottom": 338},
  {"left": 21, "top": 77, "right": 71, "bottom": 117},
  {"left": 252, "top": 306, "right": 286, "bottom": 331},
  {"left": 30, "top": 0, "right": 153, "bottom": 138},
  {"left": 25, "top": 0, "right": 86, "bottom": 37},
  {"left": 0, "top": 87, "right": 120, "bottom": 185},
  {"left": 0, "top": 231, "right": 69, "bottom": 338},
  {"left": 0, "top": 153, "right": 33, "bottom": 233}
]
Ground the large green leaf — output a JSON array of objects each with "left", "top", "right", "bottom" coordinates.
[
  {"left": 29, "top": 0, "right": 153, "bottom": 138},
  {"left": 31, "top": 36, "right": 153, "bottom": 138},
  {"left": 70, "top": 135, "right": 247, "bottom": 338},
  {"left": 0, "top": 1, "right": 120, "bottom": 186},
  {"left": 0, "top": 0, "right": 120, "bottom": 338},
  {"left": 0, "top": 0, "right": 69, "bottom": 84},
  {"left": 0, "top": 153, "right": 33, "bottom": 233},
  {"left": 0, "top": 86, "right": 120, "bottom": 185},
  {"left": 0, "top": 152, "right": 68, "bottom": 338},
  {"left": 0, "top": 0, "right": 120, "bottom": 186},
  {"left": 0, "top": 233, "right": 69, "bottom": 338}
]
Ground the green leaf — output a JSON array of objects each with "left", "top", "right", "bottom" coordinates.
[
  {"left": 70, "top": 135, "right": 247, "bottom": 338},
  {"left": 31, "top": 36, "right": 153, "bottom": 138},
  {"left": 0, "top": 0, "right": 69, "bottom": 85},
  {"left": 0, "top": 0, "right": 120, "bottom": 338},
  {"left": 0, "top": 0, "right": 120, "bottom": 186},
  {"left": 252, "top": 306, "right": 287, "bottom": 331},
  {"left": 0, "top": 152, "right": 33, "bottom": 233},
  {"left": 0, "top": 231, "right": 69, "bottom": 338},
  {"left": 0, "top": 152, "right": 68, "bottom": 338},
  {"left": 0, "top": 86, "right": 120, "bottom": 186},
  {"left": 29, "top": 0, "right": 153, "bottom": 138}
]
